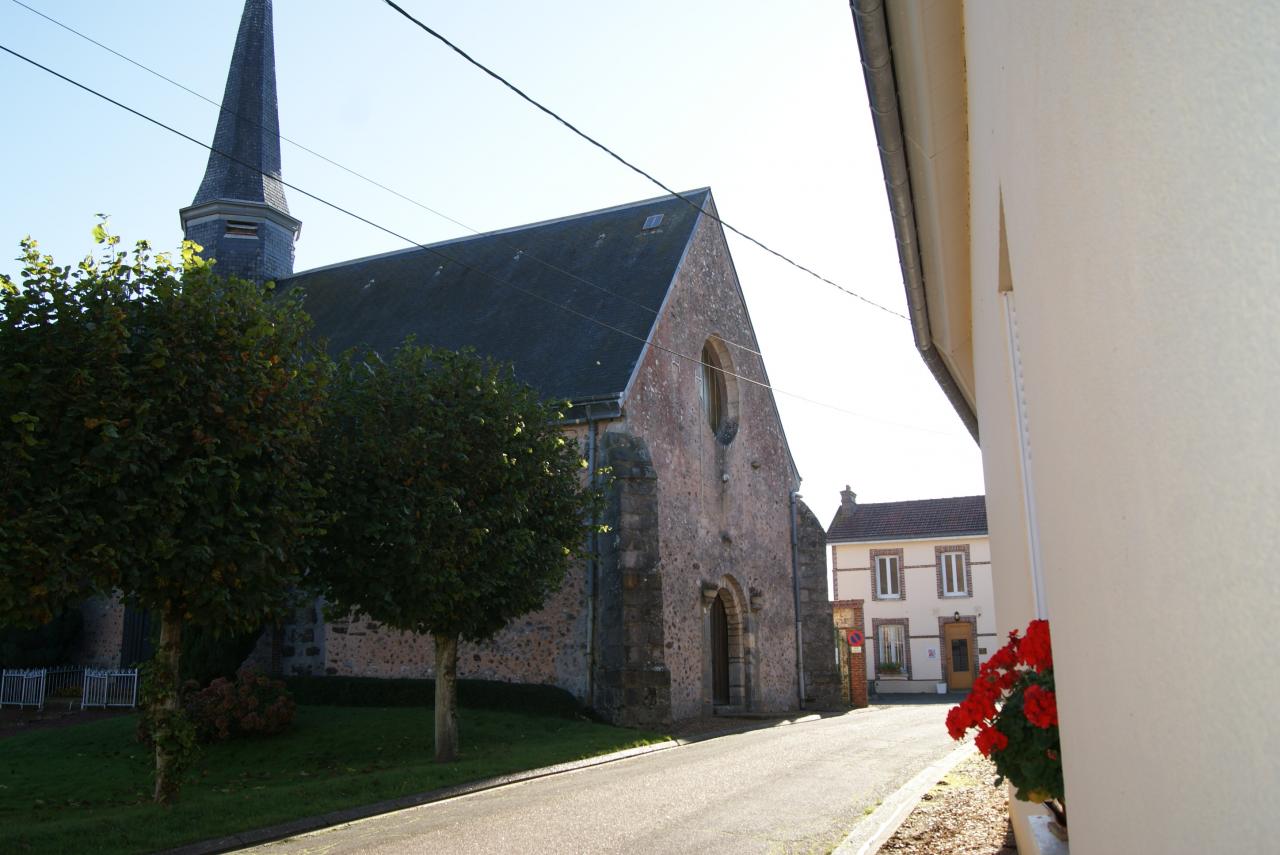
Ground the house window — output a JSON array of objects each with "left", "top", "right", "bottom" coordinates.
[
  {"left": 935, "top": 545, "right": 972, "bottom": 598},
  {"left": 877, "top": 624, "right": 905, "bottom": 674},
  {"left": 941, "top": 551, "right": 967, "bottom": 596},
  {"left": 875, "top": 555, "right": 900, "bottom": 599}
]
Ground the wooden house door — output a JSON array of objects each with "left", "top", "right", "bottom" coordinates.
[{"left": 943, "top": 622, "right": 975, "bottom": 691}]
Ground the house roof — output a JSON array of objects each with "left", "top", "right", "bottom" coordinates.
[
  {"left": 850, "top": 0, "right": 977, "bottom": 440},
  {"left": 826, "top": 495, "right": 987, "bottom": 543},
  {"left": 281, "top": 190, "right": 709, "bottom": 406}
]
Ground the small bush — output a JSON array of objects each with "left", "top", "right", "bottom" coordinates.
[
  {"left": 185, "top": 670, "right": 296, "bottom": 743},
  {"left": 285, "top": 675, "right": 579, "bottom": 716}
]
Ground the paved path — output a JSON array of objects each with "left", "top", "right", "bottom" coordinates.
[{"left": 251, "top": 704, "right": 953, "bottom": 855}]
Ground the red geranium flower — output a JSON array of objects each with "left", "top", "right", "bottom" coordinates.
[
  {"left": 946, "top": 705, "right": 971, "bottom": 740},
  {"left": 974, "top": 725, "right": 1009, "bottom": 756},
  {"left": 1023, "top": 684, "right": 1058, "bottom": 728},
  {"left": 1019, "top": 619, "right": 1053, "bottom": 671},
  {"left": 943, "top": 619, "right": 1062, "bottom": 802}
]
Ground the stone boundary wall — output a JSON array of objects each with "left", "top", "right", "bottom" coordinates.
[{"left": 795, "top": 499, "right": 841, "bottom": 708}]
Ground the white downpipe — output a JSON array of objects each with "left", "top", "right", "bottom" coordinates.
[{"left": 1003, "top": 292, "right": 1048, "bottom": 619}]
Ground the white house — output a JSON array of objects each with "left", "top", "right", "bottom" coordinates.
[
  {"left": 849, "top": 1, "right": 1279, "bottom": 851},
  {"left": 828, "top": 488, "right": 994, "bottom": 694}
]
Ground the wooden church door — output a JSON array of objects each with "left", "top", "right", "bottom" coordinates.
[{"left": 711, "top": 595, "right": 730, "bottom": 705}]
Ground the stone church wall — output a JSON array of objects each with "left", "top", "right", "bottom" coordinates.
[
  {"left": 73, "top": 595, "right": 126, "bottom": 668},
  {"left": 313, "top": 425, "right": 595, "bottom": 698},
  {"left": 619, "top": 204, "right": 805, "bottom": 719},
  {"left": 591, "top": 432, "right": 671, "bottom": 727},
  {"left": 320, "top": 565, "right": 589, "bottom": 699},
  {"left": 795, "top": 501, "right": 842, "bottom": 708}
]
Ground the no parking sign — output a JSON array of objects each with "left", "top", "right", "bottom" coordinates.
[{"left": 846, "top": 629, "right": 864, "bottom": 653}]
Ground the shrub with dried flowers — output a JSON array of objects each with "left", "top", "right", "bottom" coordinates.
[
  {"left": 183, "top": 670, "right": 297, "bottom": 743},
  {"left": 946, "top": 619, "right": 1063, "bottom": 803}
]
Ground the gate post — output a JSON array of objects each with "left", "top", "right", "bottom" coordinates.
[{"left": 832, "top": 600, "right": 868, "bottom": 709}]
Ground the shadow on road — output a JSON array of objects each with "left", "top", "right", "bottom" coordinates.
[{"left": 869, "top": 692, "right": 967, "bottom": 706}]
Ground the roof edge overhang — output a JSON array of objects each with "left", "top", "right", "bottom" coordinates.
[
  {"left": 850, "top": 0, "right": 978, "bottom": 442},
  {"left": 827, "top": 530, "right": 989, "bottom": 546},
  {"left": 560, "top": 397, "right": 625, "bottom": 425},
  {"left": 180, "top": 199, "right": 301, "bottom": 237}
]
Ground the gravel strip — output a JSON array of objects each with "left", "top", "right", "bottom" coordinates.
[{"left": 878, "top": 754, "right": 1016, "bottom": 854}]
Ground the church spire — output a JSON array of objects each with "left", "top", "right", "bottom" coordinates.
[{"left": 179, "top": 0, "right": 300, "bottom": 284}]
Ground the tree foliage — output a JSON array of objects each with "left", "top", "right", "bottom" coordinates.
[
  {"left": 0, "top": 606, "right": 83, "bottom": 668},
  {"left": 0, "top": 226, "right": 329, "bottom": 800},
  {"left": 314, "top": 343, "right": 599, "bottom": 760}
]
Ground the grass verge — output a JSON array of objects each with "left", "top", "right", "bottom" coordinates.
[{"left": 0, "top": 706, "right": 667, "bottom": 854}]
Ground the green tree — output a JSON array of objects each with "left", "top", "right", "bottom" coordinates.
[
  {"left": 314, "top": 344, "right": 599, "bottom": 762},
  {"left": 0, "top": 227, "right": 329, "bottom": 801}
]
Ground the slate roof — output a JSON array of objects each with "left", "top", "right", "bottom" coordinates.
[
  {"left": 281, "top": 190, "right": 709, "bottom": 406},
  {"left": 192, "top": 0, "right": 290, "bottom": 214},
  {"left": 826, "top": 495, "right": 987, "bottom": 543}
]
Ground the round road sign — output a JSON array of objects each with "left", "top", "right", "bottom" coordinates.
[{"left": 846, "top": 630, "right": 864, "bottom": 646}]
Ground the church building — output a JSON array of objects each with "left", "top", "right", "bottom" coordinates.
[{"left": 81, "top": 0, "right": 839, "bottom": 726}]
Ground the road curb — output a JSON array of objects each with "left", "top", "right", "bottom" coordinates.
[
  {"left": 162, "top": 712, "right": 825, "bottom": 854},
  {"left": 833, "top": 741, "right": 977, "bottom": 855}
]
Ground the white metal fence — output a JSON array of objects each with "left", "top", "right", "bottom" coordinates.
[
  {"left": 81, "top": 669, "right": 139, "bottom": 709},
  {"left": 0, "top": 666, "right": 138, "bottom": 710},
  {"left": 0, "top": 669, "right": 46, "bottom": 709}
]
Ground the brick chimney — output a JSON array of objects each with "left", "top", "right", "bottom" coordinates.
[{"left": 840, "top": 485, "right": 856, "bottom": 509}]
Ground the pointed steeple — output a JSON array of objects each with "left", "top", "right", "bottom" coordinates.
[{"left": 180, "top": 0, "right": 300, "bottom": 284}]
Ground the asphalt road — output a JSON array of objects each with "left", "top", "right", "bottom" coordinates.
[{"left": 251, "top": 704, "right": 954, "bottom": 855}]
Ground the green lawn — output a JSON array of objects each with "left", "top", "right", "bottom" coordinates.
[{"left": 0, "top": 706, "right": 667, "bottom": 854}]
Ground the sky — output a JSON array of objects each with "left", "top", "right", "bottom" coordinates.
[{"left": 0, "top": 0, "right": 984, "bottom": 528}]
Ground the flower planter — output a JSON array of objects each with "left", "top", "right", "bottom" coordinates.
[{"left": 1011, "top": 795, "right": 1070, "bottom": 855}]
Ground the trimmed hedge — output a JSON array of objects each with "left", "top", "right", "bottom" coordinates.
[{"left": 284, "top": 676, "right": 580, "bottom": 716}]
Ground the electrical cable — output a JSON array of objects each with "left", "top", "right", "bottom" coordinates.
[
  {"left": 378, "top": 0, "right": 910, "bottom": 322},
  {"left": 5, "top": 0, "right": 771, "bottom": 359},
  {"left": 0, "top": 42, "right": 966, "bottom": 439}
]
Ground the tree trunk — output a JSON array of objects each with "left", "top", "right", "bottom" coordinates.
[
  {"left": 152, "top": 610, "right": 183, "bottom": 803},
  {"left": 434, "top": 633, "right": 459, "bottom": 763}
]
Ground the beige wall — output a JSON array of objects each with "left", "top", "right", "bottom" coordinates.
[
  {"left": 960, "top": 3, "right": 1280, "bottom": 852},
  {"left": 832, "top": 536, "right": 995, "bottom": 688}
]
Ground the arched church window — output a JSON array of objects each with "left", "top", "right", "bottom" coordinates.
[{"left": 698, "top": 337, "right": 739, "bottom": 444}]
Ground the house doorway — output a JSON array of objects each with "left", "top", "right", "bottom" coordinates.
[
  {"left": 710, "top": 595, "right": 730, "bottom": 705},
  {"left": 943, "top": 621, "right": 976, "bottom": 691}
]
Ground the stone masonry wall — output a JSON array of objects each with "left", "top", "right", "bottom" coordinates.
[
  {"left": 592, "top": 431, "right": 671, "bottom": 727},
  {"left": 322, "top": 564, "right": 589, "bottom": 698},
  {"left": 620, "top": 199, "right": 802, "bottom": 719},
  {"left": 259, "top": 428, "right": 594, "bottom": 697},
  {"left": 795, "top": 500, "right": 842, "bottom": 708},
  {"left": 73, "top": 595, "right": 125, "bottom": 668}
]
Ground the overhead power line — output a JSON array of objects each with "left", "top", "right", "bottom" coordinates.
[
  {"left": 7, "top": 0, "right": 770, "bottom": 360},
  {"left": 0, "top": 42, "right": 964, "bottom": 439},
  {"left": 377, "top": 0, "right": 910, "bottom": 322}
]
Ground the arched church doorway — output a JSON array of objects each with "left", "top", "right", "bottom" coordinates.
[{"left": 711, "top": 594, "right": 730, "bottom": 705}]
